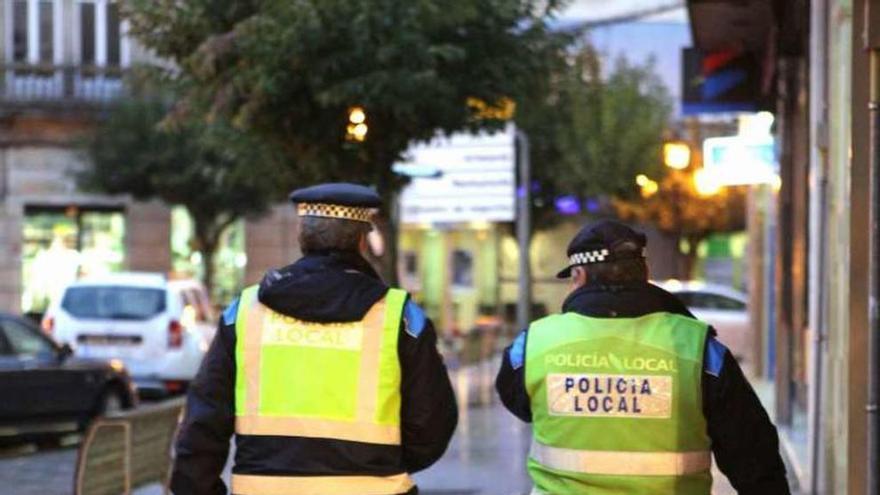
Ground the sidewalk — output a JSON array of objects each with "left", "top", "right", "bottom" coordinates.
[
  {"left": 419, "top": 360, "right": 744, "bottom": 495},
  {"left": 0, "top": 360, "right": 790, "bottom": 495}
]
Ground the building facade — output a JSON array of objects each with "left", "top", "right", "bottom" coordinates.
[
  {"left": 688, "top": 0, "right": 878, "bottom": 493},
  {"left": 0, "top": 0, "right": 298, "bottom": 313}
]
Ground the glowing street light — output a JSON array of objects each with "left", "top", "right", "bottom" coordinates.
[
  {"left": 636, "top": 174, "right": 659, "bottom": 198},
  {"left": 663, "top": 141, "right": 691, "bottom": 170},
  {"left": 349, "top": 106, "right": 366, "bottom": 124},
  {"left": 694, "top": 168, "right": 722, "bottom": 196},
  {"left": 346, "top": 106, "right": 368, "bottom": 142}
]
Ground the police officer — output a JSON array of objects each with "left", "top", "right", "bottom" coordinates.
[
  {"left": 171, "top": 183, "right": 458, "bottom": 495},
  {"left": 496, "top": 220, "right": 791, "bottom": 494}
]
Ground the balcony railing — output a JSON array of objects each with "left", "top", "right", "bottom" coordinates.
[{"left": 0, "top": 64, "right": 129, "bottom": 108}]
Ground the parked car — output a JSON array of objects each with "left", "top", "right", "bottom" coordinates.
[
  {"left": 43, "top": 272, "right": 213, "bottom": 397},
  {"left": 168, "top": 278, "right": 218, "bottom": 344},
  {"left": 658, "top": 280, "right": 751, "bottom": 363},
  {"left": 0, "top": 313, "right": 137, "bottom": 439}
]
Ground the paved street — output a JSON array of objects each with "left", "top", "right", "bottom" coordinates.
[{"left": 0, "top": 360, "right": 763, "bottom": 495}]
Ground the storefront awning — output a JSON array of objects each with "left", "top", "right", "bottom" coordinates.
[{"left": 688, "top": 1, "right": 775, "bottom": 54}]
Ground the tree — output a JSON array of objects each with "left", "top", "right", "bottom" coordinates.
[
  {"left": 612, "top": 167, "right": 747, "bottom": 279},
  {"left": 79, "top": 99, "right": 294, "bottom": 295},
  {"left": 514, "top": 43, "right": 673, "bottom": 227},
  {"left": 121, "top": 0, "right": 568, "bottom": 282}
]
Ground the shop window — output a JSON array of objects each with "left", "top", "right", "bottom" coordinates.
[{"left": 21, "top": 207, "right": 125, "bottom": 315}]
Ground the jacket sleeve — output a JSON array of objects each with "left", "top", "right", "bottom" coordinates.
[
  {"left": 495, "top": 330, "right": 532, "bottom": 423},
  {"left": 398, "top": 299, "right": 458, "bottom": 473},
  {"left": 703, "top": 337, "right": 791, "bottom": 494},
  {"left": 170, "top": 305, "right": 237, "bottom": 495}
]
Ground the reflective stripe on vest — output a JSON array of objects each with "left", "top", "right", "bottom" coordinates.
[
  {"left": 231, "top": 472, "right": 414, "bottom": 495},
  {"left": 234, "top": 285, "right": 407, "bottom": 445},
  {"left": 530, "top": 439, "right": 712, "bottom": 476}
]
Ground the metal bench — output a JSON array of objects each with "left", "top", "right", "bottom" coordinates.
[{"left": 74, "top": 398, "right": 185, "bottom": 495}]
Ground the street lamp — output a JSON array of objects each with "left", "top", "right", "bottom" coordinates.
[
  {"left": 663, "top": 141, "right": 691, "bottom": 169},
  {"left": 636, "top": 174, "right": 659, "bottom": 198},
  {"left": 693, "top": 168, "right": 721, "bottom": 196},
  {"left": 346, "top": 106, "right": 368, "bottom": 142}
]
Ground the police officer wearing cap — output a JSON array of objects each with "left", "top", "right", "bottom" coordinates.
[
  {"left": 496, "top": 220, "right": 790, "bottom": 494},
  {"left": 171, "top": 183, "right": 458, "bottom": 495}
]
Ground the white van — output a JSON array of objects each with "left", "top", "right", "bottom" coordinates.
[{"left": 43, "top": 272, "right": 215, "bottom": 396}]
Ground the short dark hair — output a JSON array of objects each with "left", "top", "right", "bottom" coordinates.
[
  {"left": 582, "top": 241, "right": 648, "bottom": 284},
  {"left": 299, "top": 216, "right": 370, "bottom": 253}
]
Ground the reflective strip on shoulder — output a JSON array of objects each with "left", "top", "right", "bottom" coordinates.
[
  {"left": 704, "top": 337, "right": 727, "bottom": 377},
  {"left": 530, "top": 439, "right": 711, "bottom": 476},
  {"left": 403, "top": 300, "right": 427, "bottom": 338},
  {"left": 232, "top": 472, "right": 414, "bottom": 495},
  {"left": 222, "top": 297, "right": 239, "bottom": 326},
  {"left": 509, "top": 331, "right": 527, "bottom": 370}
]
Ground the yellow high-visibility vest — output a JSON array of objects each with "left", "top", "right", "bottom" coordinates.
[
  {"left": 525, "top": 312, "right": 712, "bottom": 494},
  {"left": 232, "top": 285, "right": 413, "bottom": 495}
]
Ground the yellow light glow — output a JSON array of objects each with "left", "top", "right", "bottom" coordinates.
[
  {"left": 640, "top": 178, "right": 659, "bottom": 198},
  {"left": 353, "top": 123, "right": 368, "bottom": 139},
  {"left": 663, "top": 142, "right": 691, "bottom": 170},
  {"left": 635, "top": 174, "right": 649, "bottom": 187},
  {"left": 109, "top": 359, "right": 125, "bottom": 373},
  {"left": 771, "top": 174, "right": 782, "bottom": 192},
  {"left": 346, "top": 122, "right": 368, "bottom": 142},
  {"left": 694, "top": 168, "right": 722, "bottom": 196},
  {"left": 349, "top": 106, "right": 366, "bottom": 124}
]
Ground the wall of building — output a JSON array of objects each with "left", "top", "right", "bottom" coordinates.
[
  {"left": 127, "top": 200, "right": 171, "bottom": 273},
  {"left": 0, "top": 141, "right": 173, "bottom": 312}
]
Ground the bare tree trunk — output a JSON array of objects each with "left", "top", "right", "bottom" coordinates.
[
  {"left": 193, "top": 217, "right": 227, "bottom": 301},
  {"left": 201, "top": 246, "right": 217, "bottom": 298}
]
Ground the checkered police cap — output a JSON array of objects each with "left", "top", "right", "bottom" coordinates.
[
  {"left": 289, "top": 183, "right": 382, "bottom": 224},
  {"left": 556, "top": 220, "right": 648, "bottom": 279},
  {"left": 296, "top": 202, "right": 374, "bottom": 223},
  {"left": 569, "top": 249, "right": 610, "bottom": 265}
]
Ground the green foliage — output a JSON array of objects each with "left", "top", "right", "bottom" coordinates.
[
  {"left": 121, "top": 0, "right": 569, "bottom": 281},
  {"left": 79, "top": 98, "right": 293, "bottom": 290},
  {"left": 122, "top": 0, "right": 568, "bottom": 198},
  {"left": 515, "top": 43, "right": 673, "bottom": 223}
]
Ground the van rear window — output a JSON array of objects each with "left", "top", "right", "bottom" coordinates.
[{"left": 61, "top": 286, "right": 166, "bottom": 320}]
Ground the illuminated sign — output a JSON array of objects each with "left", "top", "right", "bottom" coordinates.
[
  {"left": 702, "top": 136, "right": 777, "bottom": 186},
  {"left": 398, "top": 125, "right": 515, "bottom": 224},
  {"left": 682, "top": 47, "right": 765, "bottom": 115}
]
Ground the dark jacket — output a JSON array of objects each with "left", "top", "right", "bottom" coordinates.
[
  {"left": 496, "top": 282, "right": 791, "bottom": 495},
  {"left": 171, "top": 252, "right": 458, "bottom": 495}
]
